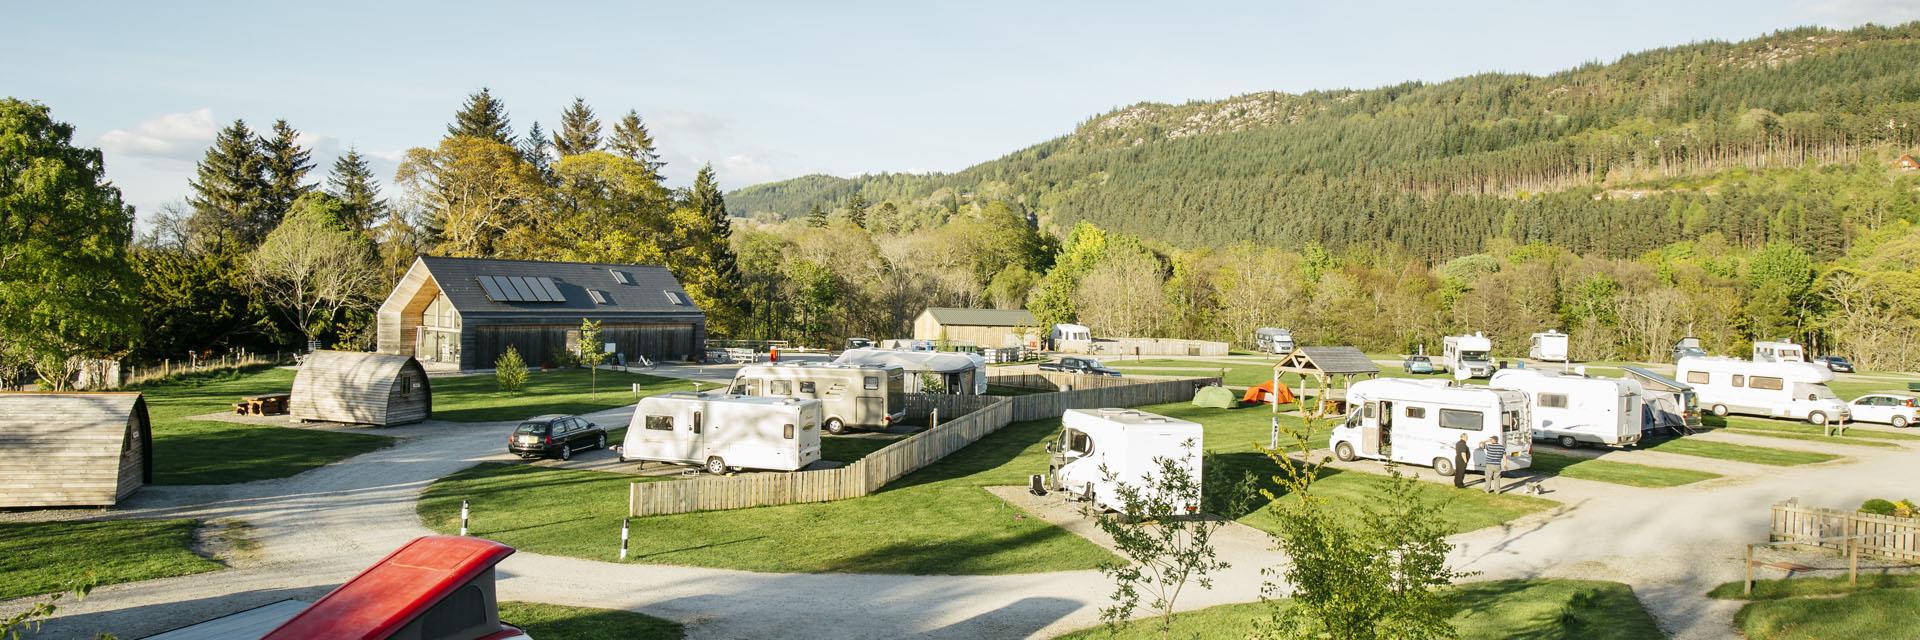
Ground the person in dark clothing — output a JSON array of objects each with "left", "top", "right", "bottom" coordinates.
[{"left": 1453, "top": 434, "right": 1470, "bottom": 488}]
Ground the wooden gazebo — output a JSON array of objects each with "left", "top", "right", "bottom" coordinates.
[{"left": 1273, "top": 346, "right": 1381, "bottom": 416}]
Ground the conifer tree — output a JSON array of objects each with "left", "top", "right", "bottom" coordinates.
[
  {"left": 521, "top": 121, "right": 554, "bottom": 177},
  {"left": 552, "top": 97, "right": 601, "bottom": 156},
  {"left": 609, "top": 110, "right": 664, "bottom": 179},
  {"left": 186, "top": 119, "right": 271, "bottom": 249},
  {"left": 260, "top": 119, "right": 315, "bottom": 227},
  {"left": 325, "top": 148, "right": 387, "bottom": 233},
  {"left": 447, "top": 87, "right": 515, "bottom": 145},
  {"left": 845, "top": 192, "right": 869, "bottom": 228},
  {"left": 806, "top": 203, "right": 828, "bottom": 228}
]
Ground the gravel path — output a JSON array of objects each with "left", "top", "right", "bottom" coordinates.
[{"left": 6, "top": 402, "right": 1917, "bottom": 639}]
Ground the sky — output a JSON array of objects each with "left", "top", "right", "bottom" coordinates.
[{"left": 5, "top": 0, "right": 1920, "bottom": 227}]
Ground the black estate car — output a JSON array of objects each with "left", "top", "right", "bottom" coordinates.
[
  {"left": 508, "top": 414, "right": 608, "bottom": 461},
  {"left": 1814, "top": 355, "right": 1855, "bottom": 373}
]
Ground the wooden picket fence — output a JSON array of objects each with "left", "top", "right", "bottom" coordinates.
[
  {"left": 628, "top": 376, "right": 1219, "bottom": 517},
  {"left": 1770, "top": 500, "right": 1920, "bottom": 561}
]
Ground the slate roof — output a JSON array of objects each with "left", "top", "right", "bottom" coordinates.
[
  {"left": 418, "top": 257, "right": 702, "bottom": 319},
  {"left": 1280, "top": 346, "right": 1381, "bottom": 375},
  {"left": 922, "top": 307, "right": 1038, "bottom": 327}
]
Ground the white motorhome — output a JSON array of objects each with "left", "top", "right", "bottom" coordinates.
[
  {"left": 1050, "top": 323, "right": 1092, "bottom": 343},
  {"left": 1490, "top": 369, "right": 1644, "bottom": 448},
  {"left": 728, "top": 362, "right": 906, "bottom": 433},
  {"left": 834, "top": 348, "right": 988, "bottom": 395},
  {"left": 1330, "top": 378, "right": 1532, "bottom": 475},
  {"left": 1254, "top": 328, "right": 1296, "bottom": 355},
  {"left": 1047, "top": 408, "right": 1204, "bottom": 514},
  {"left": 1752, "top": 341, "right": 1807, "bottom": 363},
  {"left": 620, "top": 392, "right": 823, "bottom": 474},
  {"left": 1676, "top": 357, "right": 1850, "bottom": 425},
  {"left": 1441, "top": 333, "right": 1496, "bottom": 378},
  {"left": 1528, "top": 330, "right": 1570, "bottom": 363}
]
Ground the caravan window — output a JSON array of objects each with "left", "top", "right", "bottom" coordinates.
[
  {"left": 770, "top": 380, "right": 793, "bottom": 396},
  {"left": 1731, "top": 375, "right": 1745, "bottom": 387},
  {"left": 800, "top": 381, "right": 817, "bottom": 395},
  {"left": 692, "top": 411, "right": 702, "bottom": 434},
  {"left": 1405, "top": 406, "right": 1427, "bottom": 419},
  {"left": 1686, "top": 371, "right": 1710, "bottom": 385},
  {"left": 1749, "top": 376, "right": 1784, "bottom": 391},
  {"left": 1438, "top": 409, "right": 1484, "bottom": 431},
  {"left": 864, "top": 376, "right": 880, "bottom": 390},
  {"left": 1063, "top": 429, "right": 1093, "bottom": 455},
  {"left": 783, "top": 424, "right": 795, "bottom": 439},
  {"left": 1362, "top": 402, "right": 1376, "bottom": 419},
  {"left": 1539, "top": 393, "right": 1568, "bottom": 409},
  {"left": 645, "top": 415, "right": 674, "bottom": 431},
  {"left": 731, "top": 379, "right": 760, "bottom": 396}
]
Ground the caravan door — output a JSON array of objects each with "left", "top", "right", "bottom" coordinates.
[{"left": 1359, "top": 401, "right": 1383, "bottom": 458}]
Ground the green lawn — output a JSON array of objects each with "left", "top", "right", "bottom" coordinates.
[
  {"left": 1058, "top": 579, "right": 1663, "bottom": 639},
  {"left": 131, "top": 367, "right": 393, "bottom": 485},
  {"left": 419, "top": 417, "right": 1117, "bottom": 575},
  {"left": 1716, "top": 415, "right": 1920, "bottom": 442},
  {"left": 1131, "top": 401, "right": 1557, "bottom": 536},
  {"left": 1642, "top": 437, "right": 1840, "bottom": 466},
  {"left": 433, "top": 369, "right": 700, "bottom": 422},
  {"left": 0, "top": 520, "right": 223, "bottom": 600},
  {"left": 1731, "top": 587, "right": 1920, "bottom": 639},
  {"left": 1528, "top": 452, "right": 1720, "bottom": 487},
  {"left": 498, "top": 602, "right": 682, "bottom": 640},
  {"left": 1710, "top": 573, "right": 1920, "bottom": 600}
]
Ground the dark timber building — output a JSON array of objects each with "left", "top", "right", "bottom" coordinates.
[{"left": 377, "top": 257, "right": 706, "bottom": 371}]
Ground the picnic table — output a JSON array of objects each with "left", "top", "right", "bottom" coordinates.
[{"left": 234, "top": 393, "right": 291, "bottom": 416}]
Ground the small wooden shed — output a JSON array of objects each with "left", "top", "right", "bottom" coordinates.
[
  {"left": 290, "top": 351, "right": 432, "bottom": 426},
  {"left": 0, "top": 392, "right": 152, "bottom": 507}
]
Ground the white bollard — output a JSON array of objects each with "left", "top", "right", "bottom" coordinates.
[
  {"left": 460, "top": 500, "right": 469, "bottom": 536},
  {"left": 620, "top": 518, "right": 630, "bottom": 560}
]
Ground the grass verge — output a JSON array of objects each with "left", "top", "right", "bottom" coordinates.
[
  {"left": 0, "top": 519, "right": 223, "bottom": 600},
  {"left": 1528, "top": 452, "right": 1720, "bottom": 487},
  {"left": 1642, "top": 437, "right": 1839, "bottom": 466},
  {"left": 498, "top": 602, "right": 683, "bottom": 639},
  {"left": 433, "top": 369, "right": 700, "bottom": 422},
  {"left": 1057, "top": 579, "right": 1663, "bottom": 639},
  {"left": 1728, "top": 585, "right": 1920, "bottom": 639},
  {"left": 130, "top": 366, "right": 392, "bottom": 484},
  {"left": 1716, "top": 415, "right": 1920, "bottom": 442},
  {"left": 419, "top": 417, "right": 1115, "bottom": 575}
]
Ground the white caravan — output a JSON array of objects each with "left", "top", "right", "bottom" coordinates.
[
  {"left": 1676, "top": 357, "right": 1850, "bottom": 425},
  {"left": 1048, "top": 408, "right": 1204, "bottom": 514},
  {"left": 1528, "top": 330, "right": 1570, "bottom": 363},
  {"left": 1254, "top": 328, "right": 1296, "bottom": 355},
  {"left": 1441, "top": 333, "right": 1496, "bottom": 378},
  {"left": 834, "top": 348, "right": 988, "bottom": 395},
  {"left": 1752, "top": 341, "right": 1807, "bottom": 363},
  {"left": 729, "top": 362, "right": 906, "bottom": 433},
  {"left": 1050, "top": 323, "right": 1093, "bottom": 343},
  {"left": 1490, "top": 369, "right": 1644, "bottom": 448},
  {"left": 1330, "top": 378, "right": 1532, "bottom": 475},
  {"left": 1622, "top": 366, "right": 1703, "bottom": 433},
  {"left": 620, "top": 392, "right": 823, "bottom": 474}
]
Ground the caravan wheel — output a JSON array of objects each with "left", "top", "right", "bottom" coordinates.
[
  {"left": 1808, "top": 412, "right": 1828, "bottom": 426},
  {"left": 1711, "top": 404, "right": 1730, "bottom": 417},
  {"left": 1335, "top": 442, "right": 1356, "bottom": 462},
  {"left": 1558, "top": 436, "right": 1579, "bottom": 449},
  {"left": 705, "top": 456, "right": 728, "bottom": 475},
  {"left": 1432, "top": 457, "right": 1456, "bottom": 477},
  {"left": 825, "top": 418, "right": 847, "bottom": 435}
]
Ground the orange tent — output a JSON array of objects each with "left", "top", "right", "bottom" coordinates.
[{"left": 1242, "top": 381, "right": 1296, "bottom": 405}]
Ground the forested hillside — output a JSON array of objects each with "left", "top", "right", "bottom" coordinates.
[{"left": 729, "top": 23, "right": 1920, "bottom": 262}]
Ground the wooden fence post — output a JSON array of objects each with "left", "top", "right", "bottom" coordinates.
[{"left": 1745, "top": 544, "right": 1755, "bottom": 596}]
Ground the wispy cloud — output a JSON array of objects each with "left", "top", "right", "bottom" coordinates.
[
  {"left": 1793, "top": 0, "right": 1920, "bottom": 27},
  {"left": 97, "top": 108, "right": 218, "bottom": 162}
]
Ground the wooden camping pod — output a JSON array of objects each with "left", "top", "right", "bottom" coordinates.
[
  {"left": 0, "top": 392, "right": 151, "bottom": 507},
  {"left": 290, "top": 351, "right": 432, "bottom": 426}
]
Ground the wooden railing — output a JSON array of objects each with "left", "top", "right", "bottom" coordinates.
[
  {"left": 628, "top": 376, "right": 1219, "bottom": 517},
  {"left": 1770, "top": 500, "right": 1920, "bottom": 561}
]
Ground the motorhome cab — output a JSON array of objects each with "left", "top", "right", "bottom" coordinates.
[
  {"left": 1490, "top": 369, "right": 1644, "bottom": 448},
  {"left": 729, "top": 362, "right": 905, "bottom": 434},
  {"left": 1676, "top": 357, "right": 1850, "bottom": 425},
  {"left": 1441, "top": 333, "right": 1496, "bottom": 378},
  {"left": 1528, "top": 330, "right": 1570, "bottom": 363},
  {"left": 621, "top": 392, "right": 823, "bottom": 474},
  {"left": 1752, "top": 341, "right": 1806, "bottom": 363},
  {"left": 1255, "top": 328, "right": 1296, "bottom": 355},
  {"left": 1048, "top": 408, "right": 1204, "bottom": 514},
  {"left": 1330, "top": 379, "right": 1531, "bottom": 475}
]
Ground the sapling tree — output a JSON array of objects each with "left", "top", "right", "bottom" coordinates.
[
  {"left": 578, "top": 318, "right": 606, "bottom": 397},
  {"left": 494, "top": 346, "right": 528, "bottom": 394},
  {"left": 1088, "top": 440, "right": 1252, "bottom": 639}
]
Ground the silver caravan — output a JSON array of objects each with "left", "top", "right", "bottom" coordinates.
[
  {"left": 1255, "top": 328, "right": 1296, "bottom": 355},
  {"left": 729, "top": 362, "right": 906, "bottom": 434},
  {"left": 834, "top": 348, "right": 987, "bottom": 395},
  {"left": 1490, "top": 369, "right": 1644, "bottom": 448},
  {"left": 1330, "top": 378, "right": 1531, "bottom": 475},
  {"left": 620, "top": 393, "right": 823, "bottom": 474}
]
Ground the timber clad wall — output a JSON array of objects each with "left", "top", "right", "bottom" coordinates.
[
  {"left": 629, "top": 375, "right": 1219, "bottom": 517},
  {"left": 468, "top": 323, "right": 698, "bottom": 370},
  {"left": 0, "top": 392, "right": 151, "bottom": 507},
  {"left": 290, "top": 351, "right": 432, "bottom": 426},
  {"left": 1771, "top": 500, "right": 1920, "bottom": 561}
]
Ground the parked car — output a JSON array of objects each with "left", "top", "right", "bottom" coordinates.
[
  {"left": 1039, "top": 357, "right": 1122, "bottom": 377},
  {"left": 1813, "top": 355, "right": 1855, "bottom": 373},
  {"left": 1849, "top": 393, "right": 1920, "bottom": 428},
  {"left": 1403, "top": 355, "right": 1436, "bottom": 374},
  {"left": 508, "top": 414, "right": 608, "bottom": 460}
]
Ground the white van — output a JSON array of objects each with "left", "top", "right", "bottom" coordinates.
[
  {"left": 1528, "top": 330, "right": 1570, "bottom": 363},
  {"left": 1752, "top": 341, "right": 1807, "bottom": 363},
  {"left": 729, "top": 363, "right": 906, "bottom": 433},
  {"left": 1441, "top": 333, "right": 1496, "bottom": 378},
  {"left": 1255, "top": 328, "right": 1295, "bottom": 355},
  {"left": 1676, "top": 357, "right": 1850, "bottom": 425},
  {"left": 1490, "top": 369, "right": 1644, "bottom": 448},
  {"left": 1047, "top": 408, "right": 1204, "bottom": 514},
  {"left": 620, "top": 392, "right": 823, "bottom": 474},
  {"left": 1330, "top": 378, "right": 1531, "bottom": 475}
]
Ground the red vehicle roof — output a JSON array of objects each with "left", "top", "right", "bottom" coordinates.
[{"left": 262, "top": 536, "right": 517, "bottom": 640}]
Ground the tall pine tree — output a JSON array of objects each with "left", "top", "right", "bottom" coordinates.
[
  {"left": 844, "top": 192, "right": 869, "bottom": 228},
  {"left": 680, "top": 164, "right": 746, "bottom": 335},
  {"left": 447, "top": 87, "right": 515, "bottom": 145},
  {"left": 521, "top": 121, "right": 554, "bottom": 178},
  {"left": 186, "top": 119, "right": 271, "bottom": 249},
  {"left": 552, "top": 97, "right": 601, "bottom": 156},
  {"left": 325, "top": 148, "right": 387, "bottom": 233},
  {"left": 806, "top": 203, "right": 828, "bottom": 228},
  {"left": 608, "top": 109, "right": 664, "bottom": 180},
  {"left": 260, "top": 119, "right": 315, "bottom": 228}
]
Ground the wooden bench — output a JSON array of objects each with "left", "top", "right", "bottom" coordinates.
[{"left": 234, "top": 393, "right": 291, "bottom": 416}]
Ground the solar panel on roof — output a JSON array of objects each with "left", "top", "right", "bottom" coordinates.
[
  {"left": 506, "top": 277, "right": 538, "bottom": 301},
  {"left": 476, "top": 277, "right": 507, "bottom": 301},
  {"left": 533, "top": 277, "right": 565, "bottom": 302}
]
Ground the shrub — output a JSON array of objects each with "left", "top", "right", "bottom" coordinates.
[
  {"left": 495, "top": 347, "right": 529, "bottom": 394},
  {"left": 1860, "top": 498, "right": 1898, "bottom": 516}
]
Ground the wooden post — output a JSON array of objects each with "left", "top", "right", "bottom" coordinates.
[
  {"left": 1850, "top": 534, "right": 1859, "bottom": 586},
  {"left": 1745, "top": 544, "right": 1755, "bottom": 596}
]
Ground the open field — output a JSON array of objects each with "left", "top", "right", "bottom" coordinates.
[
  {"left": 0, "top": 519, "right": 222, "bottom": 600},
  {"left": 1642, "top": 437, "right": 1841, "bottom": 466},
  {"left": 498, "top": 601, "right": 683, "bottom": 640},
  {"left": 1057, "top": 579, "right": 1664, "bottom": 639},
  {"left": 419, "top": 418, "right": 1117, "bottom": 575},
  {"left": 433, "top": 369, "right": 700, "bottom": 422},
  {"left": 131, "top": 367, "right": 394, "bottom": 485},
  {"left": 1528, "top": 451, "right": 1722, "bottom": 487}
]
